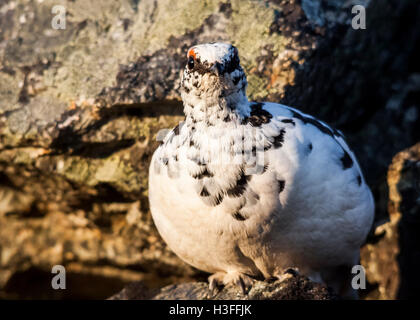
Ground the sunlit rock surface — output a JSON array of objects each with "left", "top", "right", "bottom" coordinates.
[{"left": 0, "top": 0, "right": 419, "bottom": 299}]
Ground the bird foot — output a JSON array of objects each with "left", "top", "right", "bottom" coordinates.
[
  {"left": 208, "top": 271, "right": 255, "bottom": 295},
  {"left": 269, "top": 268, "right": 300, "bottom": 282}
]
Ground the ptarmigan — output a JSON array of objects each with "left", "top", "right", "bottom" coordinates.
[{"left": 148, "top": 43, "right": 374, "bottom": 298}]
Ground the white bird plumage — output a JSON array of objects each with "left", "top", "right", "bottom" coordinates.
[{"left": 148, "top": 42, "right": 374, "bottom": 297}]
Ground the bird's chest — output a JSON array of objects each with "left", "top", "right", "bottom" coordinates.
[
  {"left": 149, "top": 131, "right": 283, "bottom": 268},
  {"left": 150, "top": 145, "right": 275, "bottom": 222},
  {"left": 149, "top": 163, "right": 278, "bottom": 274},
  {"left": 150, "top": 125, "right": 277, "bottom": 218}
]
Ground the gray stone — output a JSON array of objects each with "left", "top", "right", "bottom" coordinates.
[
  {"left": 109, "top": 270, "right": 337, "bottom": 300},
  {"left": 0, "top": 0, "right": 419, "bottom": 299}
]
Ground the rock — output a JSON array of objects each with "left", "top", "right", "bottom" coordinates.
[
  {"left": 279, "top": 0, "right": 420, "bottom": 194},
  {"left": 107, "top": 281, "right": 158, "bottom": 300},
  {"left": 388, "top": 143, "right": 420, "bottom": 299},
  {"left": 109, "top": 270, "right": 337, "bottom": 300},
  {"left": 0, "top": 0, "right": 419, "bottom": 299},
  {"left": 300, "top": 0, "right": 370, "bottom": 27},
  {"left": 361, "top": 143, "right": 420, "bottom": 299},
  {"left": 0, "top": 0, "right": 332, "bottom": 298}
]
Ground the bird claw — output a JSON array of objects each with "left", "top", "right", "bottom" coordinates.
[
  {"left": 208, "top": 272, "right": 254, "bottom": 295},
  {"left": 272, "top": 267, "right": 300, "bottom": 282},
  {"left": 208, "top": 274, "right": 223, "bottom": 296}
]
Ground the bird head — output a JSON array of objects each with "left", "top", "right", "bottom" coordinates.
[{"left": 181, "top": 43, "right": 248, "bottom": 110}]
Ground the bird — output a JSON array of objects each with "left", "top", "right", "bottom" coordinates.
[{"left": 148, "top": 42, "right": 374, "bottom": 298}]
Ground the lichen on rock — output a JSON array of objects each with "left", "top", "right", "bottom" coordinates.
[{"left": 0, "top": 0, "right": 419, "bottom": 299}]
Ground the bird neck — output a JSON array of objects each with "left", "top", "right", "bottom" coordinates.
[{"left": 182, "top": 90, "right": 250, "bottom": 127}]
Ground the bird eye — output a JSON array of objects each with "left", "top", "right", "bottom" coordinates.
[{"left": 187, "top": 56, "right": 195, "bottom": 70}]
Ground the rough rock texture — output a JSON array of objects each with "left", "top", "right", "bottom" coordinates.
[
  {"left": 0, "top": 0, "right": 419, "bottom": 299},
  {"left": 392, "top": 144, "right": 420, "bottom": 299},
  {"left": 360, "top": 203, "right": 400, "bottom": 299},
  {"left": 361, "top": 143, "right": 420, "bottom": 299},
  {"left": 109, "top": 270, "right": 337, "bottom": 300}
]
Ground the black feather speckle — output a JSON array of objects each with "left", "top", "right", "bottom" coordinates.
[
  {"left": 308, "top": 143, "right": 313, "bottom": 151},
  {"left": 281, "top": 119, "right": 295, "bottom": 126},
  {"left": 273, "top": 129, "right": 285, "bottom": 148},
  {"left": 232, "top": 212, "right": 247, "bottom": 221},
  {"left": 290, "top": 110, "right": 335, "bottom": 138},
  {"left": 278, "top": 180, "right": 285, "bottom": 193},
  {"left": 242, "top": 103, "right": 273, "bottom": 127},
  {"left": 226, "top": 170, "right": 251, "bottom": 197},
  {"left": 340, "top": 149, "right": 354, "bottom": 170},
  {"left": 213, "top": 193, "right": 224, "bottom": 206},
  {"left": 192, "top": 167, "right": 214, "bottom": 179},
  {"left": 200, "top": 186, "right": 210, "bottom": 197},
  {"left": 262, "top": 164, "right": 269, "bottom": 173}
]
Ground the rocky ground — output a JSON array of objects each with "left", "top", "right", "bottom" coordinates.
[
  {"left": 0, "top": 0, "right": 419, "bottom": 299},
  {"left": 109, "top": 269, "right": 337, "bottom": 300}
]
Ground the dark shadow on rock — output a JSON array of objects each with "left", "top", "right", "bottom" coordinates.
[
  {"left": 397, "top": 158, "right": 420, "bottom": 299},
  {"left": 49, "top": 100, "right": 183, "bottom": 158},
  {"left": 2, "top": 266, "right": 129, "bottom": 300},
  {"left": 280, "top": 0, "right": 420, "bottom": 187},
  {"left": 271, "top": 0, "right": 419, "bottom": 299}
]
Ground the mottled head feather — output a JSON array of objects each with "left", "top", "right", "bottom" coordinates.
[
  {"left": 187, "top": 43, "right": 238, "bottom": 71},
  {"left": 181, "top": 43, "right": 249, "bottom": 124}
]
